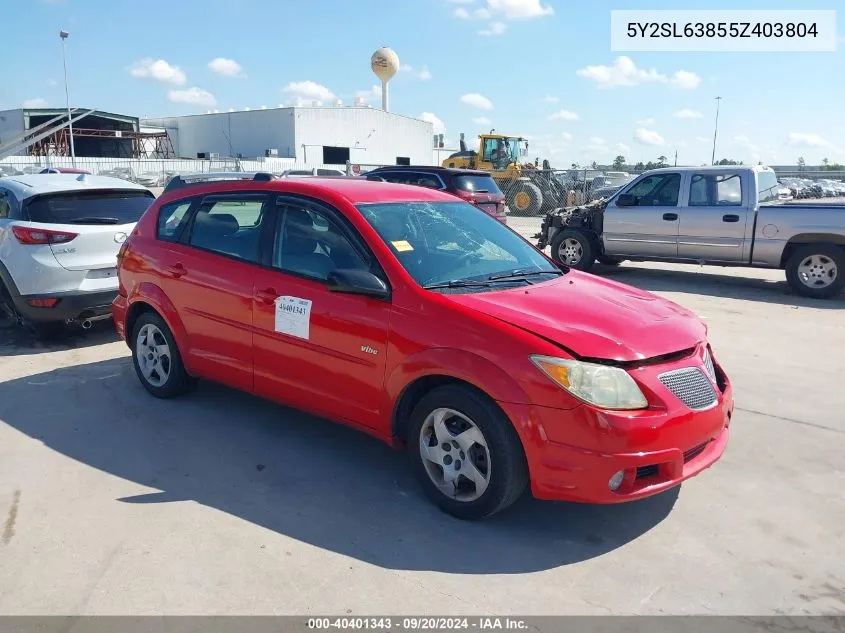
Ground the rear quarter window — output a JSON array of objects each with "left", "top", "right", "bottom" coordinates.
[
  {"left": 451, "top": 174, "right": 502, "bottom": 195},
  {"left": 157, "top": 199, "right": 194, "bottom": 242},
  {"left": 757, "top": 170, "right": 779, "bottom": 203},
  {"left": 25, "top": 190, "right": 155, "bottom": 225}
]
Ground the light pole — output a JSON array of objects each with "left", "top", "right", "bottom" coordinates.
[
  {"left": 710, "top": 96, "right": 721, "bottom": 166},
  {"left": 59, "top": 29, "right": 76, "bottom": 166}
]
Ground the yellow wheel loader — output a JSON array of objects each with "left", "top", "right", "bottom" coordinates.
[{"left": 441, "top": 133, "right": 567, "bottom": 216}]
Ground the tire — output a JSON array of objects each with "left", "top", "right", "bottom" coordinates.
[
  {"left": 550, "top": 228, "right": 596, "bottom": 272},
  {"left": 408, "top": 385, "right": 528, "bottom": 521},
  {"left": 506, "top": 181, "right": 544, "bottom": 217},
  {"left": 785, "top": 243, "right": 845, "bottom": 299},
  {"left": 130, "top": 311, "right": 195, "bottom": 398}
]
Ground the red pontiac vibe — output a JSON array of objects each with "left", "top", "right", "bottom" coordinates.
[{"left": 113, "top": 173, "right": 733, "bottom": 520}]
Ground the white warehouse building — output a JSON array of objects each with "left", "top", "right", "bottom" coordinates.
[{"left": 141, "top": 106, "right": 436, "bottom": 167}]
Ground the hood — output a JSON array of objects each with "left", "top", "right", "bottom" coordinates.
[{"left": 447, "top": 272, "right": 706, "bottom": 362}]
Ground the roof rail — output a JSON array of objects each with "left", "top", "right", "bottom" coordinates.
[{"left": 163, "top": 171, "right": 276, "bottom": 194}]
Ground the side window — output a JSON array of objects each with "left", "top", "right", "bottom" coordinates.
[
  {"left": 0, "top": 194, "right": 10, "bottom": 219},
  {"left": 157, "top": 200, "right": 193, "bottom": 242},
  {"left": 414, "top": 173, "right": 442, "bottom": 189},
  {"left": 188, "top": 196, "right": 265, "bottom": 263},
  {"left": 688, "top": 174, "right": 742, "bottom": 206},
  {"left": 627, "top": 174, "right": 681, "bottom": 207},
  {"left": 273, "top": 201, "right": 369, "bottom": 281},
  {"left": 757, "top": 170, "right": 779, "bottom": 203}
]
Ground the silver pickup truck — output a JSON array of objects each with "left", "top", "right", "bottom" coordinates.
[{"left": 536, "top": 165, "right": 845, "bottom": 299}]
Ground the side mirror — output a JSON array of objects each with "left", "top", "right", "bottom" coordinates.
[
  {"left": 616, "top": 193, "right": 638, "bottom": 207},
  {"left": 327, "top": 269, "right": 389, "bottom": 300}
]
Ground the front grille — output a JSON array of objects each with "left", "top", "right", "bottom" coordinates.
[
  {"left": 658, "top": 367, "right": 718, "bottom": 410},
  {"left": 683, "top": 442, "right": 709, "bottom": 462}
]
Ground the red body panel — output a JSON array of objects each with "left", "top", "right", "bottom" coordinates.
[{"left": 114, "top": 177, "right": 733, "bottom": 504}]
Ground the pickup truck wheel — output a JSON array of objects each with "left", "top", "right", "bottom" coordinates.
[
  {"left": 785, "top": 244, "right": 845, "bottom": 299},
  {"left": 551, "top": 229, "right": 596, "bottom": 272}
]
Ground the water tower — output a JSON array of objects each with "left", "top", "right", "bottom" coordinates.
[{"left": 371, "top": 47, "right": 399, "bottom": 112}]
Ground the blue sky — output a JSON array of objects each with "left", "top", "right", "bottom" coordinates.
[{"left": 6, "top": 0, "right": 844, "bottom": 166}]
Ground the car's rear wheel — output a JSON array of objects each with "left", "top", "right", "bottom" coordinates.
[
  {"left": 785, "top": 244, "right": 845, "bottom": 299},
  {"left": 408, "top": 385, "right": 528, "bottom": 520},
  {"left": 131, "top": 311, "right": 194, "bottom": 398}
]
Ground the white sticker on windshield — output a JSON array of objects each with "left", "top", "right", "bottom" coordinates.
[{"left": 274, "top": 296, "right": 312, "bottom": 340}]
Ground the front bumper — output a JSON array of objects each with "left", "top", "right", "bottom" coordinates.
[
  {"left": 12, "top": 289, "right": 118, "bottom": 324},
  {"left": 500, "top": 348, "right": 734, "bottom": 504}
]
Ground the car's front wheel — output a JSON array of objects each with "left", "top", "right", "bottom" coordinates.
[
  {"left": 131, "top": 311, "right": 195, "bottom": 398},
  {"left": 550, "top": 228, "right": 596, "bottom": 272},
  {"left": 408, "top": 385, "right": 528, "bottom": 520}
]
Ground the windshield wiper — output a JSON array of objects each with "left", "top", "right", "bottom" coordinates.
[
  {"left": 67, "top": 216, "right": 122, "bottom": 224},
  {"left": 422, "top": 279, "right": 493, "bottom": 290},
  {"left": 488, "top": 268, "right": 563, "bottom": 281}
]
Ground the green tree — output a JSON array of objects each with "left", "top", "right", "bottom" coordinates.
[
  {"left": 822, "top": 157, "right": 829, "bottom": 167},
  {"left": 797, "top": 156, "right": 806, "bottom": 172},
  {"left": 657, "top": 155, "right": 668, "bottom": 166},
  {"left": 634, "top": 161, "right": 645, "bottom": 171},
  {"left": 716, "top": 158, "right": 743, "bottom": 165},
  {"left": 613, "top": 155, "right": 626, "bottom": 169},
  {"left": 590, "top": 161, "right": 598, "bottom": 169}
]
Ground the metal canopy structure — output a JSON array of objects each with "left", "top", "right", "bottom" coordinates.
[{"left": 28, "top": 127, "right": 176, "bottom": 159}]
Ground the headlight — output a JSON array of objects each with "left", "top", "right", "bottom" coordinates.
[{"left": 530, "top": 355, "right": 648, "bottom": 410}]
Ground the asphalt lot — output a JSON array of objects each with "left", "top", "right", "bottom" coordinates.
[{"left": 1, "top": 216, "right": 844, "bottom": 615}]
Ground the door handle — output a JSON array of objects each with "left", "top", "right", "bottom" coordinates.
[
  {"left": 255, "top": 288, "right": 277, "bottom": 305},
  {"left": 722, "top": 214, "right": 740, "bottom": 223},
  {"left": 662, "top": 213, "right": 679, "bottom": 221},
  {"left": 163, "top": 263, "right": 186, "bottom": 278}
]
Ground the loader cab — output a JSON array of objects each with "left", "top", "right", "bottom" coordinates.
[{"left": 478, "top": 135, "right": 528, "bottom": 172}]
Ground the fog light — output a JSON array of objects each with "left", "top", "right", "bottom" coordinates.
[{"left": 608, "top": 470, "right": 625, "bottom": 492}]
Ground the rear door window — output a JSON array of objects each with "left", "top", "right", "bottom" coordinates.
[
  {"left": 24, "top": 190, "right": 155, "bottom": 225},
  {"left": 187, "top": 195, "right": 268, "bottom": 263}
]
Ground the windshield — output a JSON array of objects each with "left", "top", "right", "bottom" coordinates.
[
  {"left": 483, "top": 137, "right": 524, "bottom": 169},
  {"left": 357, "top": 200, "right": 559, "bottom": 291},
  {"left": 25, "top": 190, "right": 155, "bottom": 224}
]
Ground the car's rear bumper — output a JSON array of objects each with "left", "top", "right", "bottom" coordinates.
[
  {"left": 11, "top": 289, "right": 118, "bottom": 324},
  {"left": 499, "top": 362, "right": 734, "bottom": 504},
  {"left": 112, "top": 293, "right": 128, "bottom": 340}
]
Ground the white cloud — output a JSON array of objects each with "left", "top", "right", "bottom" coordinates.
[
  {"left": 486, "top": 0, "right": 553, "bottom": 19},
  {"left": 674, "top": 108, "right": 703, "bottom": 119},
  {"left": 354, "top": 85, "right": 381, "bottom": 103},
  {"left": 577, "top": 56, "right": 700, "bottom": 91},
  {"left": 670, "top": 70, "right": 702, "bottom": 90},
  {"left": 615, "top": 142, "right": 631, "bottom": 154},
  {"left": 208, "top": 57, "right": 245, "bottom": 77},
  {"left": 283, "top": 80, "right": 335, "bottom": 106},
  {"left": 474, "top": 7, "right": 492, "bottom": 19},
  {"left": 547, "top": 109, "right": 579, "bottom": 121},
  {"left": 418, "top": 66, "right": 432, "bottom": 81},
  {"left": 696, "top": 136, "right": 710, "bottom": 143},
  {"left": 637, "top": 117, "right": 656, "bottom": 125},
  {"left": 23, "top": 97, "right": 49, "bottom": 108},
  {"left": 447, "top": 0, "right": 474, "bottom": 3},
  {"left": 420, "top": 112, "right": 446, "bottom": 134},
  {"left": 460, "top": 92, "right": 494, "bottom": 110},
  {"left": 634, "top": 128, "right": 665, "bottom": 145},
  {"left": 46, "top": 79, "right": 58, "bottom": 87},
  {"left": 561, "top": 132, "right": 573, "bottom": 141},
  {"left": 129, "top": 58, "right": 186, "bottom": 85},
  {"left": 454, "top": 7, "right": 471, "bottom": 18},
  {"left": 542, "top": 96, "right": 559, "bottom": 103},
  {"left": 168, "top": 87, "right": 216, "bottom": 107},
  {"left": 473, "top": 116, "right": 492, "bottom": 126},
  {"left": 787, "top": 132, "right": 831, "bottom": 148},
  {"left": 589, "top": 136, "right": 605, "bottom": 145},
  {"left": 479, "top": 21, "right": 507, "bottom": 35},
  {"left": 399, "top": 63, "right": 413, "bottom": 72}
]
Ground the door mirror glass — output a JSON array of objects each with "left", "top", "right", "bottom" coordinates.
[
  {"left": 327, "top": 269, "right": 389, "bottom": 299},
  {"left": 616, "top": 193, "right": 638, "bottom": 207}
]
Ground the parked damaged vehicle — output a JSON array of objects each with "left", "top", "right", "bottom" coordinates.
[{"left": 536, "top": 165, "right": 845, "bottom": 299}]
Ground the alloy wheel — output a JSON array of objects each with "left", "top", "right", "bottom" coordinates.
[
  {"left": 797, "top": 254, "right": 838, "bottom": 289},
  {"left": 135, "top": 323, "right": 172, "bottom": 387}
]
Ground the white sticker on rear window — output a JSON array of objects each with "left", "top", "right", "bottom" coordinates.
[{"left": 274, "top": 296, "right": 312, "bottom": 339}]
